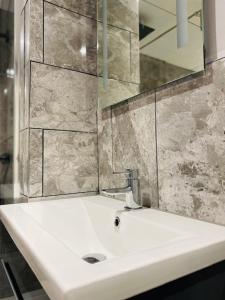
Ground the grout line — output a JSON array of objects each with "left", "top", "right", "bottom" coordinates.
[
  {"left": 29, "top": 128, "right": 97, "bottom": 134},
  {"left": 110, "top": 107, "right": 115, "bottom": 173},
  {"left": 43, "top": 0, "right": 44, "bottom": 63},
  {"left": 29, "top": 191, "right": 98, "bottom": 199},
  {"left": 20, "top": 193, "right": 29, "bottom": 197},
  {"left": 44, "top": 0, "right": 98, "bottom": 22},
  {"left": 129, "top": 32, "right": 132, "bottom": 81},
  {"left": 20, "top": 0, "right": 29, "bottom": 15},
  {"left": 96, "top": 111, "right": 100, "bottom": 193},
  {"left": 42, "top": 129, "right": 44, "bottom": 196},
  {"left": 28, "top": 128, "right": 30, "bottom": 197},
  {"left": 19, "top": 128, "right": 29, "bottom": 133},
  {"left": 21, "top": 7, "right": 26, "bottom": 131},
  {"left": 28, "top": 61, "right": 31, "bottom": 133},
  {"left": 98, "top": 74, "right": 140, "bottom": 85},
  {"left": 154, "top": 91, "right": 160, "bottom": 207},
  {"left": 30, "top": 60, "right": 98, "bottom": 78},
  {"left": 97, "top": 20, "right": 139, "bottom": 36}
]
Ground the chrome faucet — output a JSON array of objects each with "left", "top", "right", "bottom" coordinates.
[{"left": 101, "top": 169, "right": 142, "bottom": 210}]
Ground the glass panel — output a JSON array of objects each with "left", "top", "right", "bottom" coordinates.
[
  {"left": 98, "top": 0, "right": 204, "bottom": 109},
  {"left": 0, "top": 0, "right": 14, "bottom": 204}
]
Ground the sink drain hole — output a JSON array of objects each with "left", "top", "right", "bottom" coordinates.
[{"left": 82, "top": 253, "right": 106, "bottom": 264}]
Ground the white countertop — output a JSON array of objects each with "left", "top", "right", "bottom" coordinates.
[{"left": 1, "top": 196, "right": 225, "bottom": 300}]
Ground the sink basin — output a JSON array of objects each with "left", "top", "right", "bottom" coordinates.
[{"left": 1, "top": 195, "right": 225, "bottom": 300}]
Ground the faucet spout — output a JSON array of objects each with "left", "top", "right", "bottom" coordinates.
[{"left": 101, "top": 169, "right": 142, "bottom": 209}]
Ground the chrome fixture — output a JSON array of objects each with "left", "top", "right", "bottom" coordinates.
[
  {"left": 101, "top": 169, "right": 142, "bottom": 210},
  {"left": 176, "top": 0, "right": 188, "bottom": 48}
]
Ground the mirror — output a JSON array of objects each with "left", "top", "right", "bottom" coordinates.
[{"left": 98, "top": 0, "right": 204, "bottom": 108}]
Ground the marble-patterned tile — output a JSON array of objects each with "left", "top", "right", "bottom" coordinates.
[
  {"left": 98, "top": 0, "right": 139, "bottom": 34},
  {"left": 98, "top": 25, "right": 131, "bottom": 82},
  {"left": 29, "top": 129, "right": 43, "bottom": 197},
  {"left": 43, "top": 131, "right": 98, "bottom": 196},
  {"left": 98, "top": 78, "right": 139, "bottom": 108},
  {"left": 20, "top": 62, "right": 29, "bottom": 130},
  {"left": 20, "top": 63, "right": 30, "bottom": 130},
  {"left": 19, "top": 129, "right": 43, "bottom": 198},
  {"left": 98, "top": 109, "right": 127, "bottom": 190},
  {"left": 19, "top": 9, "right": 25, "bottom": 130},
  {"left": 19, "top": 129, "right": 29, "bottom": 196},
  {"left": 25, "top": 0, "right": 43, "bottom": 63},
  {"left": 47, "top": 0, "right": 96, "bottom": 19},
  {"left": 24, "top": 64, "right": 30, "bottom": 128},
  {"left": 30, "top": 62, "right": 97, "bottom": 131},
  {"left": 157, "top": 59, "right": 225, "bottom": 225},
  {"left": 111, "top": 93, "right": 158, "bottom": 207},
  {"left": 130, "top": 33, "right": 140, "bottom": 84},
  {"left": 44, "top": 2, "right": 97, "bottom": 75}
]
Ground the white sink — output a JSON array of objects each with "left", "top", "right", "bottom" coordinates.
[{"left": 1, "top": 195, "right": 225, "bottom": 300}]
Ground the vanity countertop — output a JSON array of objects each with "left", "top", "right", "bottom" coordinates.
[{"left": 1, "top": 196, "right": 225, "bottom": 300}]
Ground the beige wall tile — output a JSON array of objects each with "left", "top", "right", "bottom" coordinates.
[
  {"left": 157, "top": 59, "right": 225, "bottom": 225},
  {"left": 25, "top": 0, "right": 43, "bottom": 63},
  {"left": 30, "top": 62, "right": 97, "bottom": 132},
  {"left": 29, "top": 129, "right": 43, "bottom": 197},
  {"left": 47, "top": 0, "right": 96, "bottom": 19},
  {"left": 44, "top": 2, "right": 97, "bottom": 75},
  {"left": 43, "top": 131, "right": 98, "bottom": 196},
  {"left": 98, "top": 0, "right": 139, "bottom": 34}
]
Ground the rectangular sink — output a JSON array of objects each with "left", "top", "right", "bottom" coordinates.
[{"left": 1, "top": 195, "right": 225, "bottom": 300}]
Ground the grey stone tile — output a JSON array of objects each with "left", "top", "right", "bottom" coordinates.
[
  {"left": 130, "top": 33, "right": 140, "bottom": 84},
  {"left": 29, "top": 129, "right": 43, "bottom": 197},
  {"left": 20, "top": 63, "right": 30, "bottom": 130},
  {"left": 157, "top": 59, "right": 225, "bottom": 225},
  {"left": 98, "top": 109, "right": 127, "bottom": 190},
  {"left": 98, "top": 78, "right": 139, "bottom": 109},
  {"left": 30, "top": 62, "right": 97, "bottom": 132},
  {"left": 98, "top": 0, "right": 139, "bottom": 34},
  {"left": 111, "top": 93, "right": 158, "bottom": 207},
  {"left": 43, "top": 131, "right": 98, "bottom": 196},
  {"left": 19, "top": 9, "right": 25, "bottom": 130},
  {"left": 98, "top": 25, "right": 131, "bottom": 82},
  {"left": 19, "top": 129, "right": 29, "bottom": 196},
  {"left": 19, "top": 129, "right": 43, "bottom": 198},
  {"left": 47, "top": 0, "right": 96, "bottom": 19},
  {"left": 44, "top": 2, "right": 97, "bottom": 75},
  {"left": 25, "top": 0, "right": 43, "bottom": 63}
]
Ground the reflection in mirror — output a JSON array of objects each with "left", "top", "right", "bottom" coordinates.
[{"left": 98, "top": 0, "right": 204, "bottom": 108}]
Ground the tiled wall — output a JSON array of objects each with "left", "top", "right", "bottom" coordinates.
[
  {"left": 17, "top": 0, "right": 225, "bottom": 227},
  {"left": 97, "top": 0, "right": 140, "bottom": 107},
  {"left": 19, "top": 0, "right": 98, "bottom": 201},
  {"left": 99, "top": 58, "right": 225, "bottom": 225}
]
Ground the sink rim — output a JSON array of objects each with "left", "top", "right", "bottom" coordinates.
[{"left": 1, "top": 195, "right": 225, "bottom": 300}]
